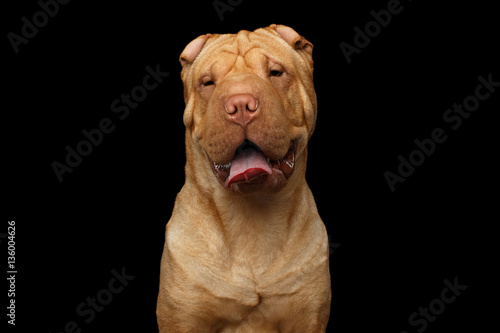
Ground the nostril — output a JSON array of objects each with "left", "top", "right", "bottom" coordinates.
[
  {"left": 224, "top": 94, "right": 258, "bottom": 114},
  {"left": 247, "top": 99, "right": 258, "bottom": 112},
  {"left": 224, "top": 103, "right": 237, "bottom": 114}
]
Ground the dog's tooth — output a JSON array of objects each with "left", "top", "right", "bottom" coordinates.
[{"left": 214, "top": 162, "right": 232, "bottom": 170}]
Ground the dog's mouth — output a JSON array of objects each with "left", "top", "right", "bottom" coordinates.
[{"left": 210, "top": 140, "right": 295, "bottom": 191}]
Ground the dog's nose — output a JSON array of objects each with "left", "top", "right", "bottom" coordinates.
[{"left": 224, "top": 94, "right": 259, "bottom": 127}]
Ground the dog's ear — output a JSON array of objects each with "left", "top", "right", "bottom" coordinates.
[
  {"left": 270, "top": 24, "right": 313, "bottom": 55},
  {"left": 180, "top": 34, "right": 212, "bottom": 67}
]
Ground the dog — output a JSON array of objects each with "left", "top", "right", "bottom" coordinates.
[{"left": 157, "top": 24, "right": 331, "bottom": 332}]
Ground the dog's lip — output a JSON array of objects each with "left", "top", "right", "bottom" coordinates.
[{"left": 209, "top": 140, "right": 296, "bottom": 187}]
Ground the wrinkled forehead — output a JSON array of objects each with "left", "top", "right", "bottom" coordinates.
[{"left": 191, "top": 29, "right": 295, "bottom": 76}]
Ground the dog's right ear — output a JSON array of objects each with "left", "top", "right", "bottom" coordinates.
[{"left": 179, "top": 34, "right": 212, "bottom": 67}]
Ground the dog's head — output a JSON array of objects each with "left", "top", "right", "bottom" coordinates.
[{"left": 180, "top": 24, "right": 317, "bottom": 194}]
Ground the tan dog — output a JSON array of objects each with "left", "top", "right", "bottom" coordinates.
[{"left": 157, "top": 24, "right": 331, "bottom": 332}]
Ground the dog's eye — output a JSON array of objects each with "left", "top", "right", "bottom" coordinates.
[
  {"left": 201, "top": 76, "right": 215, "bottom": 87},
  {"left": 202, "top": 79, "right": 215, "bottom": 86},
  {"left": 270, "top": 70, "right": 283, "bottom": 77}
]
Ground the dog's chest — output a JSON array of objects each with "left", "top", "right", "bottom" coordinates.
[{"left": 201, "top": 250, "right": 323, "bottom": 330}]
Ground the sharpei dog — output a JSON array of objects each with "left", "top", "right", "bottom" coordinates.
[{"left": 157, "top": 24, "right": 331, "bottom": 332}]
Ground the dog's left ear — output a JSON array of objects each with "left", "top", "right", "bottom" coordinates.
[{"left": 270, "top": 24, "right": 313, "bottom": 55}]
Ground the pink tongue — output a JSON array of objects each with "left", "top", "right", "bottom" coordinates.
[{"left": 227, "top": 148, "right": 272, "bottom": 186}]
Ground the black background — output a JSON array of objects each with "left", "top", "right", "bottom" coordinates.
[{"left": 3, "top": 0, "right": 498, "bottom": 332}]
